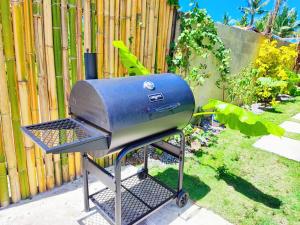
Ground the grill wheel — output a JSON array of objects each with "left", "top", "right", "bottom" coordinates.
[{"left": 176, "top": 190, "right": 189, "bottom": 208}]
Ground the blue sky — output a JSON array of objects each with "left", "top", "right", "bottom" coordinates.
[{"left": 179, "top": 0, "right": 300, "bottom": 22}]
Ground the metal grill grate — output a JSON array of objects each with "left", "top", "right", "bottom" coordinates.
[
  {"left": 21, "top": 118, "right": 107, "bottom": 153},
  {"left": 90, "top": 174, "right": 176, "bottom": 225},
  {"left": 122, "top": 175, "right": 175, "bottom": 208}
]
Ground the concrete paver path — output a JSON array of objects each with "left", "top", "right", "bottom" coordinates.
[
  {"left": 253, "top": 113, "right": 300, "bottom": 161},
  {"left": 0, "top": 166, "right": 232, "bottom": 225},
  {"left": 292, "top": 113, "right": 300, "bottom": 121},
  {"left": 280, "top": 121, "right": 300, "bottom": 134},
  {"left": 253, "top": 135, "right": 300, "bottom": 162}
]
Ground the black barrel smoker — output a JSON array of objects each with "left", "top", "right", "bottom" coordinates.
[{"left": 21, "top": 74, "right": 195, "bottom": 225}]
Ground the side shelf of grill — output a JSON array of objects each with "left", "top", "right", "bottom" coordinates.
[{"left": 21, "top": 118, "right": 109, "bottom": 154}]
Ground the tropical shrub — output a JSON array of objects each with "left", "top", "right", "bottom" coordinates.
[
  {"left": 254, "top": 40, "right": 298, "bottom": 102},
  {"left": 255, "top": 40, "right": 297, "bottom": 80},
  {"left": 226, "top": 65, "right": 258, "bottom": 105},
  {"left": 286, "top": 70, "right": 300, "bottom": 96},
  {"left": 256, "top": 77, "right": 287, "bottom": 105}
]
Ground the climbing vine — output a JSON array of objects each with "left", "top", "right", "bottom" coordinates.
[{"left": 169, "top": 3, "right": 231, "bottom": 87}]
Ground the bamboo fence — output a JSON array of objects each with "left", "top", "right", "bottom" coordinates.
[{"left": 0, "top": 0, "right": 176, "bottom": 207}]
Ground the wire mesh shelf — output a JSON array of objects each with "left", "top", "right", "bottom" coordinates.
[
  {"left": 21, "top": 118, "right": 108, "bottom": 154},
  {"left": 90, "top": 174, "right": 176, "bottom": 225}
]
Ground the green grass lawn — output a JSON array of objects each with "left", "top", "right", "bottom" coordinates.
[{"left": 150, "top": 97, "right": 300, "bottom": 225}]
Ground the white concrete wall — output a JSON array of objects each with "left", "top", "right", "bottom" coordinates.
[{"left": 192, "top": 24, "right": 266, "bottom": 107}]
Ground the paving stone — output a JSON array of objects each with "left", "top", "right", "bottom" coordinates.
[
  {"left": 141, "top": 202, "right": 232, "bottom": 225},
  {"left": 292, "top": 113, "right": 300, "bottom": 121},
  {"left": 253, "top": 135, "right": 300, "bottom": 162},
  {"left": 280, "top": 121, "right": 300, "bottom": 134}
]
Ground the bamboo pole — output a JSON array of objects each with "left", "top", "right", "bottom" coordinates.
[
  {"left": 143, "top": 0, "right": 150, "bottom": 68},
  {"left": 52, "top": 0, "right": 69, "bottom": 183},
  {"left": 91, "top": 0, "right": 97, "bottom": 53},
  {"left": 139, "top": 0, "right": 146, "bottom": 64},
  {"left": 43, "top": 0, "right": 62, "bottom": 186},
  {"left": 151, "top": 0, "right": 159, "bottom": 73},
  {"left": 135, "top": 0, "right": 141, "bottom": 58},
  {"left": 165, "top": 5, "right": 174, "bottom": 72},
  {"left": 146, "top": 0, "right": 154, "bottom": 70},
  {"left": 156, "top": 0, "right": 165, "bottom": 73},
  {"left": 0, "top": 0, "right": 30, "bottom": 199},
  {"left": 69, "top": 0, "right": 81, "bottom": 177},
  {"left": 76, "top": 0, "right": 83, "bottom": 81},
  {"left": 11, "top": 0, "right": 38, "bottom": 196},
  {"left": 130, "top": 0, "right": 137, "bottom": 54},
  {"left": 104, "top": 0, "right": 109, "bottom": 78},
  {"left": 61, "top": 0, "right": 70, "bottom": 113},
  {"left": 0, "top": 122, "right": 9, "bottom": 207},
  {"left": 33, "top": 0, "right": 55, "bottom": 189},
  {"left": 24, "top": 0, "right": 46, "bottom": 193},
  {"left": 61, "top": 0, "right": 75, "bottom": 181},
  {"left": 0, "top": 23, "right": 20, "bottom": 205},
  {"left": 109, "top": 0, "right": 114, "bottom": 77},
  {"left": 118, "top": 0, "right": 126, "bottom": 76},
  {"left": 0, "top": 118, "right": 9, "bottom": 207},
  {"left": 125, "top": 0, "right": 131, "bottom": 47},
  {"left": 114, "top": 0, "right": 120, "bottom": 76},
  {"left": 84, "top": 0, "right": 91, "bottom": 52},
  {"left": 96, "top": 0, "right": 104, "bottom": 79},
  {"left": 162, "top": 1, "right": 170, "bottom": 72},
  {"left": 69, "top": 0, "right": 78, "bottom": 86}
]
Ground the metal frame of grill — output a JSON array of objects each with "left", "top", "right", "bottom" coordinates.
[
  {"left": 22, "top": 121, "right": 188, "bottom": 225},
  {"left": 82, "top": 129, "right": 187, "bottom": 225}
]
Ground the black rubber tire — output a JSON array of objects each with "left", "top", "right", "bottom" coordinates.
[
  {"left": 137, "top": 171, "right": 148, "bottom": 180},
  {"left": 176, "top": 191, "right": 189, "bottom": 208}
]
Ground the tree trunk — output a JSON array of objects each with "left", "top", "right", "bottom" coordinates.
[
  {"left": 264, "top": 0, "right": 282, "bottom": 35},
  {"left": 250, "top": 14, "right": 254, "bottom": 26},
  {"left": 294, "top": 42, "right": 300, "bottom": 73}
]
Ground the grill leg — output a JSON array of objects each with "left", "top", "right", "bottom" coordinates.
[
  {"left": 178, "top": 131, "right": 185, "bottom": 192},
  {"left": 144, "top": 146, "right": 148, "bottom": 173},
  {"left": 115, "top": 158, "right": 122, "bottom": 225},
  {"left": 82, "top": 153, "right": 90, "bottom": 212}
]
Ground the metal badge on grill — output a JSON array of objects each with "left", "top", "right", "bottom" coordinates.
[
  {"left": 143, "top": 81, "right": 155, "bottom": 90},
  {"left": 148, "top": 93, "right": 164, "bottom": 102}
]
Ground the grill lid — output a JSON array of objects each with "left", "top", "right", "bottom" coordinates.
[{"left": 69, "top": 74, "right": 195, "bottom": 133}]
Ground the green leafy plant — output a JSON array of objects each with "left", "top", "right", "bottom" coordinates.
[
  {"left": 169, "top": 4, "right": 231, "bottom": 87},
  {"left": 113, "top": 41, "right": 150, "bottom": 76},
  {"left": 286, "top": 70, "right": 300, "bottom": 96},
  {"left": 195, "top": 99, "right": 285, "bottom": 137},
  {"left": 236, "top": 12, "right": 249, "bottom": 27},
  {"left": 256, "top": 77, "right": 287, "bottom": 105},
  {"left": 226, "top": 65, "right": 258, "bottom": 105}
]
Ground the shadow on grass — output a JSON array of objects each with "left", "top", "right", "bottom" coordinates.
[
  {"left": 154, "top": 168, "right": 211, "bottom": 201},
  {"left": 218, "top": 170, "right": 282, "bottom": 209}
]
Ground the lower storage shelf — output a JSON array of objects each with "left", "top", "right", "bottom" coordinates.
[{"left": 90, "top": 174, "right": 176, "bottom": 225}]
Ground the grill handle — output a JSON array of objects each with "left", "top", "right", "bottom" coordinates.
[{"left": 153, "top": 103, "right": 181, "bottom": 113}]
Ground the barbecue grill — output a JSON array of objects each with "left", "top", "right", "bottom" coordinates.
[{"left": 22, "top": 73, "right": 195, "bottom": 225}]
